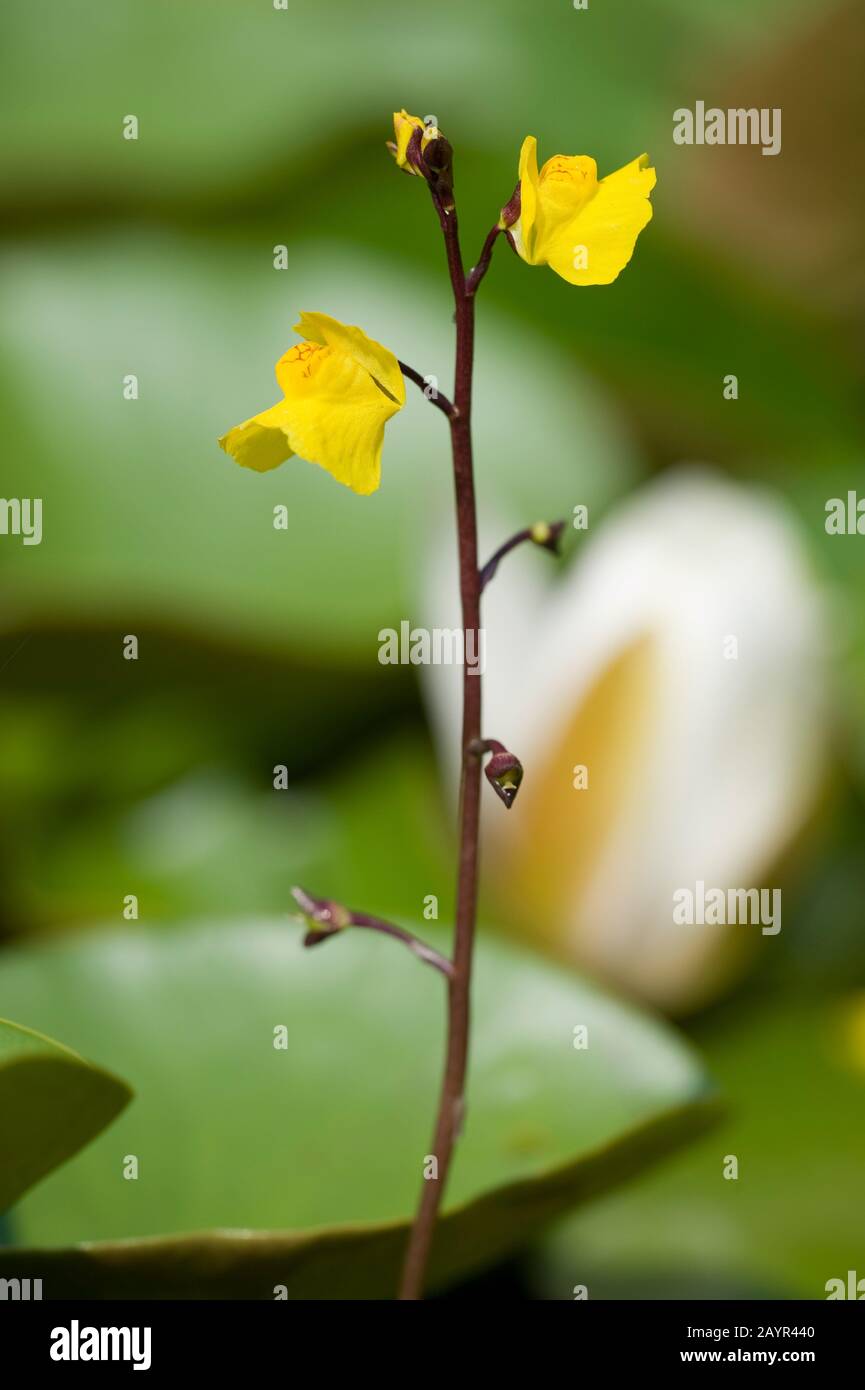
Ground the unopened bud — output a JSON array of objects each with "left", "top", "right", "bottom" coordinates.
[
  {"left": 423, "top": 136, "right": 455, "bottom": 211},
  {"left": 498, "top": 182, "right": 522, "bottom": 230},
  {"left": 291, "top": 886, "right": 351, "bottom": 944},
  {"left": 530, "top": 519, "right": 566, "bottom": 553},
  {"left": 484, "top": 750, "right": 524, "bottom": 810}
]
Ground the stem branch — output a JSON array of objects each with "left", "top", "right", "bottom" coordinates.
[
  {"left": 292, "top": 886, "right": 453, "bottom": 980},
  {"left": 478, "top": 519, "right": 566, "bottom": 592},
  {"left": 466, "top": 225, "right": 502, "bottom": 297},
  {"left": 398, "top": 360, "right": 458, "bottom": 419}
]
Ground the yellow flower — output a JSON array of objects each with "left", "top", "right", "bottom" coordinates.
[
  {"left": 505, "top": 136, "right": 656, "bottom": 286},
  {"left": 218, "top": 311, "right": 405, "bottom": 496},
  {"left": 389, "top": 109, "right": 441, "bottom": 174}
]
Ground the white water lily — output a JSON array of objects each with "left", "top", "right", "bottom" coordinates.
[{"left": 422, "top": 468, "right": 828, "bottom": 1014}]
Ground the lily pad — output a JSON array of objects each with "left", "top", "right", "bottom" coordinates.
[
  {"left": 0, "top": 920, "right": 715, "bottom": 1296},
  {"left": 0, "top": 1016, "right": 132, "bottom": 1214},
  {"left": 532, "top": 996, "right": 865, "bottom": 1299}
]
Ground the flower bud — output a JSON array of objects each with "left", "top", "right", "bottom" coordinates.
[
  {"left": 484, "top": 750, "right": 524, "bottom": 809},
  {"left": 530, "top": 519, "right": 566, "bottom": 553},
  {"left": 291, "top": 886, "right": 351, "bottom": 944},
  {"left": 389, "top": 111, "right": 447, "bottom": 175},
  {"left": 498, "top": 182, "right": 522, "bottom": 231},
  {"left": 422, "top": 135, "right": 455, "bottom": 212}
]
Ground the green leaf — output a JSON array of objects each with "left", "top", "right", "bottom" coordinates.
[
  {"left": 0, "top": 1016, "right": 132, "bottom": 1214},
  {"left": 0, "top": 920, "right": 715, "bottom": 1297},
  {"left": 531, "top": 997, "right": 865, "bottom": 1300}
]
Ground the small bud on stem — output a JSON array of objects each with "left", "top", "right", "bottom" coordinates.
[
  {"left": 291, "top": 887, "right": 454, "bottom": 979},
  {"left": 291, "top": 886, "right": 351, "bottom": 935},
  {"left": 421, "top": 136, "right": 455, "bottom": 213},
  {"left": 498, "top": 181, "right": 522, "bottom": 231},
  {"left": 468, "top": 738, "right": 525, "bottom": 809},
  {"left": 479, "top": 519, "right": 566, "bottom": 591}
]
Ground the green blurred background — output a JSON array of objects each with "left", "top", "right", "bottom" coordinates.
[{"left": 1, "top": 0, "right": 864, "bottom": 1298}]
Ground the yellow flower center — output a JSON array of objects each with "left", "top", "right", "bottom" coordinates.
[
  {"left": 538, "top": 155, "right": 598, "bottom": 217},
  {"left": 278, "top": 340, "right": 329, "bottom": 384}
]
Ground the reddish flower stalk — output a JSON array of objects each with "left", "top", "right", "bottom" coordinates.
[{"left": 397, "top": 165, "right": 493, "bottom": 1302}]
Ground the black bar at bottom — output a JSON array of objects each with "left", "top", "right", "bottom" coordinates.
[{"left": 0, "top": 1298, "right": 859, "bottom": 1374}]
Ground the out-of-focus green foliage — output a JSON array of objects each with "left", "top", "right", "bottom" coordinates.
[
  {"left": 0, "top": 0, "right": 863, "bottom": 1298},
  {"left": 2, "top": 0, "right": 861, "bottom": 662},
  {"left": 0, "top": 919, "right": 713, "bottom": 1296},
  {"left": 0, "top": 703, "right": 446, "bottom": 930},
  {"left": 0, "top": 1017, "right": 131, "bottom": 1212},
  {"left": 0, "top": 235, "right": 633, "bottom": 656},
  {"left": 0, "top": 0, "right": 815, "bottom": 204},
  {"left": 534, "top": 994, "right": 865, "bottom": 1299}
]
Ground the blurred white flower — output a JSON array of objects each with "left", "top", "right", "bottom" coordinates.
[{"left": 422, "top": 468, "right": 828, "bottom": 1014}]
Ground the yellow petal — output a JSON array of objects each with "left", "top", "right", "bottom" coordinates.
[
  {"left": 521, "top": 150, "right": 600, "bottom": 265},
  {"left": 511, "top": 135, "right": 540, "bottom": 262},
  {"left": 537, "top": 153, "right": 598, "bottom": 224},
  {"left": 392, "top": 109, "right": 424, "bottom": 171},
  {"left": 292, "top": 311, "right": 406, "bottom": 406},
  {"left": 273, "top": 340, "right": 401, "bottom": 495},
  {"left": 541, "top": 153, "right": 656, "bottom": 286},
  {"left": 219, "top": 401, "right": 295, "bottom": 473}
]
